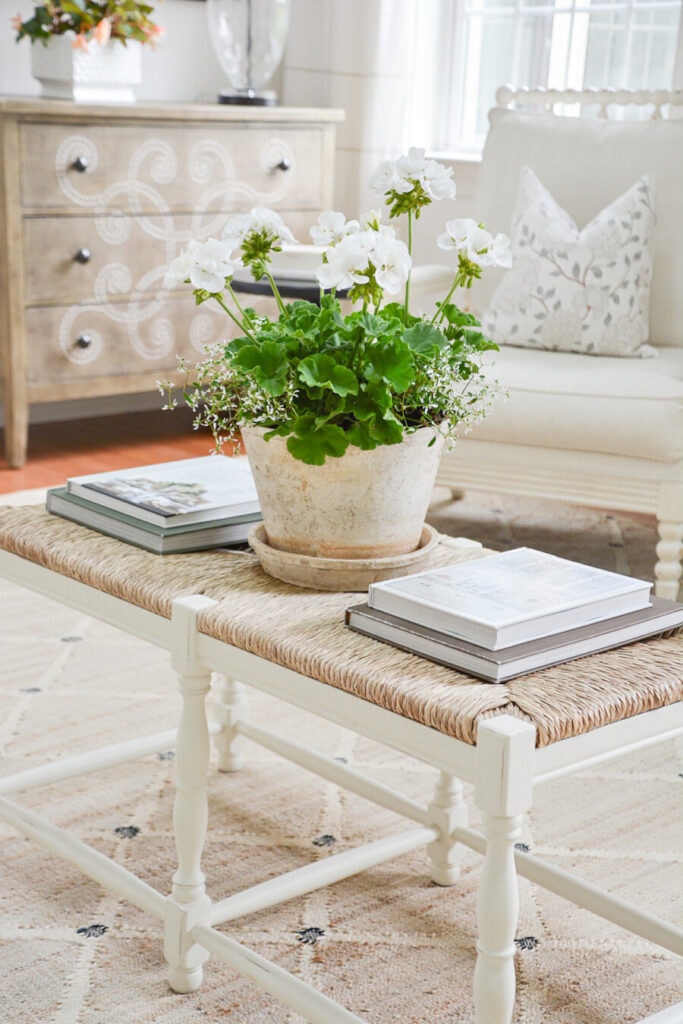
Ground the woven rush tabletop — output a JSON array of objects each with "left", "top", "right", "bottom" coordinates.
[{"left": 0, "top": 505, "right": 681, "bottom": 747}]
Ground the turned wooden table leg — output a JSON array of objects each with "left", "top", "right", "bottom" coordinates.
[
  {"left": 473, "top": 717, "right": 535, "bottom": 1024},
  {"left": 164, "top": 596, "right": 217, "bottom": 995},
  {"left": 214, "top": 675, "right": 249, "bottom": 772},
  {"left": 655, "top": 519, "right": 683, "bottom": 600},
  {"left": 427, "top": 771, "right": 469, "bottom": 885}
]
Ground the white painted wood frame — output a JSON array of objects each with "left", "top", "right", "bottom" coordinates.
[{"left": 0, "top": 548, "right": 681, "bottom": 1024}]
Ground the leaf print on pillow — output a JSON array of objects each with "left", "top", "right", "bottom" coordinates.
[{"left": 482, "top": 168, "right": 657, "bottom": 357}]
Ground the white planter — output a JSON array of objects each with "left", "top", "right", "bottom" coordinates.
[
  {"left": 241, "top": 425, "right": 445, "bottom": 560},
  {"left": 30, "top": 37, "right": 142, "bottom": 103}
]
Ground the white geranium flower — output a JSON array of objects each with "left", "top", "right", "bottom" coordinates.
[
  {"left": 165, "top": 238, "right": 235, "bottom": 293},
  {"left": 420, "top": 158, "right": 456, "bottom": 201},
  {"left": 315, "top": 232, "right": 374, "bottom": 290},
  {"left": 437, "top": 217, "right": 485, "bottom": 253},
  {"left": 220, "top": 212, "right": 252, "bottom": 253},
  {"left": 438, "top": 218, "right": 512, "bottom": 268},
  {"left": 481, "top": 232, "right": 513, "bottom": 268},
  {"left": 372, "top": 148, "right": 455, "bottom": 203},
  {"left": 309, "top": 210, "right": 360, "bottom": 247},
  {"left": 360, "top": 209, "right": 397, "bottom": 237},
  {"left": 372, "top": 149, "right": 423, "bottom": 196},
  {"left": 372, "top": 235, "right": 412, "bottom": 294},
  {"left": 164, "top": 249, "right": 193, "bottom": 288},
  {"left": 370, "top": 159, "right": 413, "bottom": 196},
  {"left": 222, "top": 207, "right": 296, "bottom": 251},
  {"left": 396, "top": 146, "right": 428, "bottom": 179}
]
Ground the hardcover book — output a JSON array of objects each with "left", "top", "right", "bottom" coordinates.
[
  {"left": 346, "top": 597, "right": 683, "bottom": 683},
  {"left": 367, "top": 547, "right": 652, "bottom": 649},
  {"left": 46, "top": 487, "right": 261, "bottom": 554},
  {"left": 66, "top": 455, "right": 260, "bottom": 527}
]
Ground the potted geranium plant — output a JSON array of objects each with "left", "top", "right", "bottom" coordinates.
[
  {"left": 13, "top": 0, "right": 163, "bottom": 101},
  {"left": 161, "top": 148, "right": 510, "bottom": 568}
]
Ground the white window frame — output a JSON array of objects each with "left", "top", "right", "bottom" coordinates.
[{"left": 417, "top": 0, "right": 683, "bottom": 159}]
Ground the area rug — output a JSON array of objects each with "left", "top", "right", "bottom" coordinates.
[{"left": 0, "top": 489, "right": 680, "bottom": 1024}]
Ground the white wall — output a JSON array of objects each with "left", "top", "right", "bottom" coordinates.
[{"left": 279, "top": 0, "right": 477, "bottom": 269}]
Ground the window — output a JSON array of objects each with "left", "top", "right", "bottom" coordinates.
[{"left": 411, "top": 0, "right": 683, "bottom": 156}]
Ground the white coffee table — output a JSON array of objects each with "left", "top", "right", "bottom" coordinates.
[{"left": 0, "top": 507, "right": 681, "bottom": 1024}]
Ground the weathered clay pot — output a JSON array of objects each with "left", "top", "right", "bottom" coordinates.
[{"left": 241, "top": 424, "right": 445, "bottom": 559}]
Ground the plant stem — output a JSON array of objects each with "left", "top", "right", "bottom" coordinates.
[
  {"left": 404, "top": 209, "right": 414, "bottom": 322},
  {"left": 263, "top": 270, "right": 288, "bottom": 316},
  {"left": 431, "top": 270, "right": 465, "bottom": 325},
  {"left": 217, "top": 288, "right": 256, "bottom": 341}
]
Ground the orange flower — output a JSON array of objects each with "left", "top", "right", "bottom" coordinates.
[
  {"left": 71, "top": 32, "right": 89, "bottom": 50},
  {"left": 11, "top": 14, "right": 23, "bottom": 31},
  {"left": 143, "top": 22, "right": 164, "bottom": 47},
  {"left": 93, "top": 17, "right": 112, "bottom": 44}
]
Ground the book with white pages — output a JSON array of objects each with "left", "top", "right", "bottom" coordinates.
[
  {"left": 46, "top": 487, "right": 260, "bottom": 554},
  {"left": 366, "top": 547, "right": 653, "bottom": 650},
  {"left": 345, "top": 596, "right": 683, "bottom": 683},
  {"left": 66, "top": 455, "right": 260, "bottom": 528}
]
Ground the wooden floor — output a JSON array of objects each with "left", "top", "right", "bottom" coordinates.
[{"left": 0, "top": 408, "right": 217, "bottom": 494}]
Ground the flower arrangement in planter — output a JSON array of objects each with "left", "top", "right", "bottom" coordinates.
[
  {"left": 162, "top": 148, "right": 511, "bottom": 467},
  {"left": 13, "top": 0, "right": 162, "bottom": 102},
  {"left": 160, "top": 148, "right": 511, "bottom": 570},
  {"left": 13, "top": 0, "right": 162, "bottom": 49}
]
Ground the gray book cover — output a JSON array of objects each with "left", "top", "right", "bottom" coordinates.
[{"left": 346, "top": 597, "right": 683, "bottom": 683}]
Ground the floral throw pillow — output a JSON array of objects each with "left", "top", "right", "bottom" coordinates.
[{"left": 482, "top": 167, "right": 656, "bottom": 357}]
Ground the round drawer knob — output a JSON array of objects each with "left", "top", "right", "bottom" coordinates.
[
  {"left": 74, "top": 247, "right": 91, "bottom": 264},
  {"left": 72, "top": 155, "right": 89, "bottom": 173},
  {"left": 75, "top": 334, "right": 93, "bottom": 349},
  {"left": 275, "top": 158, "right": 291, "bottom": 172}
]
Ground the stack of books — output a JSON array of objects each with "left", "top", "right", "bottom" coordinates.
[
  {"left": 46, "top": 455, "right": 262, "bottom": 554},
  {"left": 345, "top": 547, "right": 683, "bottom": 682}
]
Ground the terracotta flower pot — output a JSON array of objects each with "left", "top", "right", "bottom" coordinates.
[{"left": 241, "top": 424, "right": 445, "bottom": 560}]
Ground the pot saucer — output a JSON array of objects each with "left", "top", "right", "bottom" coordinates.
[{"left": 248, "top": 523, "right": 440, "bottom": 592}]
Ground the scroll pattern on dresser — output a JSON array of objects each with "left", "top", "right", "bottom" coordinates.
[{"left": 36, "top": 131, "right": 300, "bottom": 369}]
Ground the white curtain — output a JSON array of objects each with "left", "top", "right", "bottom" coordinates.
[{"left": 282, "top": 0, "right": 422, "bottom": 218}]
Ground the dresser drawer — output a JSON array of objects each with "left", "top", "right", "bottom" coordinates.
[
  {"left": 24, "top": 211, "right": 321, "bottom": 305},
  {"left": 25, "top": 294, "right": 279, "bottom": 385},
  {"left": 24, "top": 215, "right": 182, "bottom": 305},
  {"left": 20, "top": 123, "right": 326, "bottom": 214}
]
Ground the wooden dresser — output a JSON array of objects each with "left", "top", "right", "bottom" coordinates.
[{"left": 0, "top": 99, "right": 342, "bottom": 467}]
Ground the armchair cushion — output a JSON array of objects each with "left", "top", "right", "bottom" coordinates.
[
  {"left": 473, "top": 344, "right": 683, "bottom": 463},
  {"left": 482, "top": 167, "right": 656, "bottom": 358},
  {"left": 472, "top": 107, "right": 683, "bottom": 349}
]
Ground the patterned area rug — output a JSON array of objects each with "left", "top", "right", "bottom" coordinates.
[{"left": 0, "top": 489, "right": 680, "bottom": 1024}]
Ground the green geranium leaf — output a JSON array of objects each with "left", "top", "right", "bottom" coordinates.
[
  {"left": 355, "top": 380, "right": 393, "bottom": 419},
  {"left": 403, "top": 321, "right": 447, "bottom": 354},
  {"left": 364, "top": 343, "right": 415, "bottom": 392},
  {"left": 346, "top": 421, "right": 378, "bottom": 450},
  {"left": 347, "top": 406, "right": 404, "bottom": 448},
  {"left": 231, "top": 341, "right": 288, "bottom": 395},
  {"left": 286, "top": 420, "right": 349, "bottom": 465},
  {"left": 298, "top": 354, "right": 358, "bottom": 396},
  {"left": 438, "top": 303, "right": 479, "bottom": 327}
]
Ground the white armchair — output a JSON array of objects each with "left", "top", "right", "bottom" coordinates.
[{"left": 430, "top": 87, "right": 683, "bottom": 599}]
